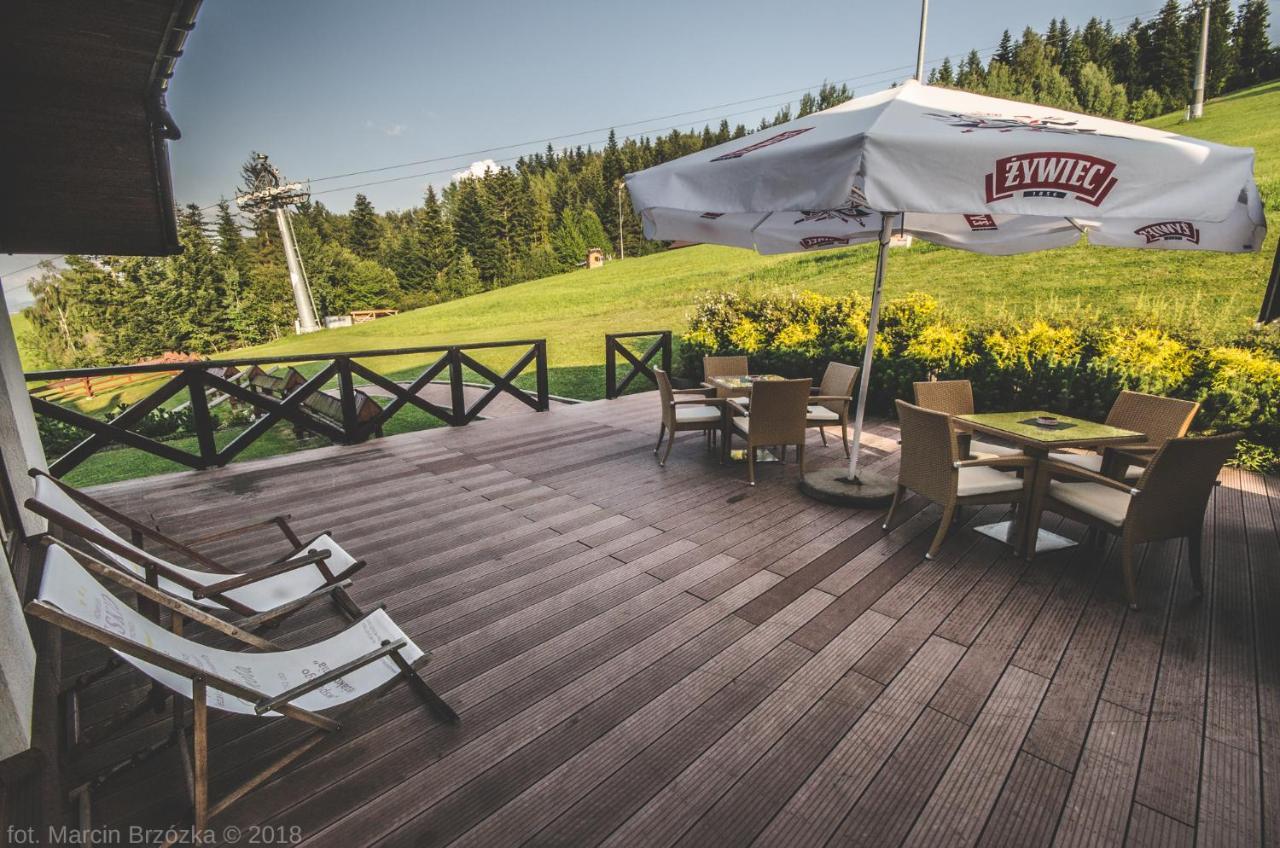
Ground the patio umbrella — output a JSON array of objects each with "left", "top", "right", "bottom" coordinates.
[{"left": 625, "top": 80, "right": 1266, "bottom": 505}]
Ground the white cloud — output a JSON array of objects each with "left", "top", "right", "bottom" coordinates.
[
  {"left": 363, "top": 119, "right": 406, "bottom": 137},
  {"left": 452, "top": 159, "right": 499, "bottom": 183}
]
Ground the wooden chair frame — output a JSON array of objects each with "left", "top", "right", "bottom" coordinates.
[
  {"left": 26, "top": 543, "right": 456, "bottom": 840},
  {"left": 26, "top": 469, "right": 366, "bottom": 629}
]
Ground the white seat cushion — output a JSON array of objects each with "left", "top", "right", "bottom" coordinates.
[
  {"left": 970, "top": 439, "right": 1021, "bottom": 457},
  {"left": 1048, "top": 451, "right": 1143, "bottom": 480},
  {"left": 956, "top": 466, "right": 1024, "bottom": 496},
  {"left": 674, "top": 405, "right": 721, "bottom": 424},
  {"left": 805, "top": 405, "right": 840, "bottom": 422},
  {"left": 1048, "top": 480, "right": 1132, "bottom": 526}
]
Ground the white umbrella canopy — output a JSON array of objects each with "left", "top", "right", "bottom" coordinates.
[{"left": 625, "top": 80, "right": 1266, "bottom": 497}]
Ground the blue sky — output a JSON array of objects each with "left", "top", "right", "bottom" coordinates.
[{"left": 3, "top": 0, "right": 1276, "bottom": 308}]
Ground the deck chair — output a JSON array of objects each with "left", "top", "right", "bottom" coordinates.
[
  {"left": 26, "top": 542, "right": 457, "bottom": 836},
  {"left": 25, "top": 469, "right": 365, "bottom": 630}
]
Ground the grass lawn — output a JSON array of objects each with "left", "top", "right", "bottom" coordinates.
[{"left": 12, "top": 81, "right": 1280, "bottom": 485}]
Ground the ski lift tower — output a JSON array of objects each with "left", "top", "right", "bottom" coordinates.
[{"left": 235, "top": 153, "right": 320, "bottom": 333}]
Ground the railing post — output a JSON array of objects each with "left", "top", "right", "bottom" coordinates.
[
  {"left": 337, "top": 357, "right": 357, "bottom": 443},
  {"left": 605, "top": 335, "right": 617, "bottom": 400},
  {"left": 449, "top": 348, "right": 466, "bottom": 426},
  {"left": 186, "top": 369, "right": 217, "bottom": 469},
  {"left": 535, "top": 341, "right": 549, "bottom": 411},
  {"left": 661, "top": 331, "right": 672, "bottom": 374}
]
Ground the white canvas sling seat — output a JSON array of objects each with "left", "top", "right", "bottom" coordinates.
[
  {"left": 26, "top": 543, "right": 457, "bottom": 834},
  {"left": 26, "top": 470, "right": 366, "bottom": 627}
]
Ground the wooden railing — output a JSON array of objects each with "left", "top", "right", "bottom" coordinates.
[
  {"left": 605, "top": 331, "right": 671, "bottom": 399},
  {"left": 26, "top": 340, "right": 549, "bottom": 478}
]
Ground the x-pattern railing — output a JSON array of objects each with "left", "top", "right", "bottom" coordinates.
[
  {"left": 27, "top": 340, "right": 549, "bottom": 478},
  {"left": 605, "top": 331, "right": 672, "bottom": 399}
]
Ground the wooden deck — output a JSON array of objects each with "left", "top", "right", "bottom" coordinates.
[{"left": 62, "top": 390, "right": 1279, "bottom": 847}]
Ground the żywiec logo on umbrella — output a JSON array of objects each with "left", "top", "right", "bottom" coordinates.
[
  {"left": 1134, "top": 221, "right": 1201, "bottom": 244},
  {"left": 799, "top": 235, "right": 851, "bottom": 249},
  {"left": 964, "top": 214, "right": 998, "bottom": 231},
  {"left": 710, "top": 128, "right": 813, "bottom": 162},
  {"left": 985, "top": 152, "right": 1118, "bottom": 207}
]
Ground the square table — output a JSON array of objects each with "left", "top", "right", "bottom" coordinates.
[{"left": 955, "top": 410, "right": 1146, "bottom": 554}]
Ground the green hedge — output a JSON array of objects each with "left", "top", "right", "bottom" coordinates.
[{"left": 677, "top": 290, "right": 1280, "bottom": 471}]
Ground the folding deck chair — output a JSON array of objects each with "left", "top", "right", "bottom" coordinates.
[
  {"left": 27, "top": 542, "right": 457, "bottom": 838},
  {"left": 26, "top": 469, "right": 366, "bottom": 630}
]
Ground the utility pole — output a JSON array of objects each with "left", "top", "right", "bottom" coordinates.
[
  {"left": 915, "top": 0, "right": 929, "bottom": 81},
  {"left": 616, "top": 180, "right": 626, "bottom": 260},
  {"left": 1191, "top": 0, "right": 1210, "bottom": 119},
  {"left": 236, "top": 153, "right": 319, "bottom": 333}
]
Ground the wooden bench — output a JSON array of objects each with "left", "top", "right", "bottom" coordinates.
[{"left": 245, "top": 365, "right": 382, "bottom": 441}]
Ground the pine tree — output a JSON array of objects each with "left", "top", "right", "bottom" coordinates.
[
  {"left": 957, "top": 50, "right": 987, "bottom": 88},
  {"left": 1203, "top": 0, "right": 1236, "bottom": 96},
  {"left": 1232, "top": 0, "right": 1273, "bottom": 89},
  {"left": 936, "top": 57, "right": 955, "bottom": 85},
  {"left": 347, "top": 193, "right": 382, "bottom": 259},
  {"left": 1144, "top": 0, "right": 1192, "bottom": 107},
  {"left": 995, "top": 29, "right": 1015, "bottom": 65},
  {"left": 1080, "top": 17, "right": 1114, "bottom": 69}
]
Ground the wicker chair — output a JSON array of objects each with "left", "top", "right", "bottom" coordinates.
[
  {"left": 703, "top": 355, "right": 750, "bottom": 398},
  {"left": 1026, "top": 432, "right": 1239, "bottom": 609},
  {"left": 884, "top": 400, "right": 1034, "bottom": 559},
  {"left": 737, "top": 363, "right": 860, "bottom": 456},
  {"left": 1049, "top": 390, "right": 1199, "bottom": 481},
  {"left": 912, "top": 379, "right": 1022, "bottom": 460},
  {"left": 653, "top": 368, "right": 726, "bottom": 467},
  {"left": 727, "top": 378, "right": 811, "bottom": 486}
]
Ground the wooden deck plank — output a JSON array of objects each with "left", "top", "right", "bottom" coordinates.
[
  {"left": 903, "top": 664, "right": 1049, "bottom": 847},
  {"left": 670, "top": 671, "right": 884, "bottom": 848},
  {"left": 1051, "top": 699, "right": 1146, "bottom": 848},
  {"left": 1197, "top": 478, "right": 1263, "bottom": 846},
  {"left": 597, "top": 610, "right": 896, "bottom": 848},
  {"left": 977, "top": 752, "right": 1072, "bottom": 848},
  {"left": 830, "top": 706, "right": 968, "bottom": 848},
  {"left": 752, "top": 636, "right": 966, "bottom": 848}
]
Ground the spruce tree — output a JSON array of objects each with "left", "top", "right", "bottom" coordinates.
[
  {"left": 1232, "top": 0, "right": 1273, "bottom": 89},
  {"left": 1144, "top": 0, "right": 1192, "bottom": 107},
  {"left": 1203, "top": 0, "right": 1236, "bottom": 96},
  {"left": 347, "top": 193, "right": 382, "bottom": 259},
  {"left": 995, "top": 29, "right": 1015, "bottom": 65}
]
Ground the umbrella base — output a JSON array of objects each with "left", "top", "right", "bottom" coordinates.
[{"left": 798, "top": 467, "right": 896, "bottom": 508}]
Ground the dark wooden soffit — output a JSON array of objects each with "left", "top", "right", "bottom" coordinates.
[{"left": 0, "top": 0, "right": 201, "bottom": 257}]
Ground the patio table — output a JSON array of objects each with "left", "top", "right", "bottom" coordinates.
[{"left": 955, "top": 410, "right": 1145, "bottom": 554}]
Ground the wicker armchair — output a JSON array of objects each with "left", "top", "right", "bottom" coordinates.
[
  {"left": 912, "top": 379, "right": 1022, "bottom": 460},
  {"left": 1026, "top": 432, "right": 1239, "bottom": 609},
  {"left": 884, "top": 400, "right": 1034, "bottom": 559},
  {"left": 737, "top": 362, "right": 860, "bottom": 456},
  {"left": 727, "top": 378, "right": 811, "bottom": 486},
  {"left": 809, "top": 362, "right": 860, "bottom": 456},
  {"left": 654, "top": 368, "right": 726, "bottom": 467},
  {"left": 703, "top": 355, "right": 750, "bottom": 398},
  {"left": 1049, "top": 390, "right": 1199, "bottom": 481}
]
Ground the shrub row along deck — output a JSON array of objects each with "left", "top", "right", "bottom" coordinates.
[{"left": 60, "top": 391, "right": 1278, "bottom": 847}]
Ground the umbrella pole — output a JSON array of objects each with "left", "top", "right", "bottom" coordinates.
[
  {"left": 797, "top": 213, "right": 898, "bottom": 508},
  {"left": 846, "top": 213, "right": 896, "bottom": 481}
]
